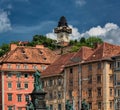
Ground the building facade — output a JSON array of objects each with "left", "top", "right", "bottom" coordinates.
[
  {"left": 42, "top": 42, "right": 120, "bottom": 110},
  {"left": 112, "top": 55, "right": 120, "bottom": 110},
  {"left": 0, "top": 44, "right": 57, "bottom": 110}
]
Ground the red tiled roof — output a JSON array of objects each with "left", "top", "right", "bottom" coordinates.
[
  {"left": 42, "top": 46, "right": 94, "bottom": 77},
  {"left": 66, "top": 46, "right": 93, "bottom": 66},
  {"left": 0, "top": 46, "right": 58, "bottom": 64},
  {"left": 42, "top": 53, "right": 75, "bottom": 77},
  {"left": 87, "top": 42, "right": 120, "bottom": 61}
]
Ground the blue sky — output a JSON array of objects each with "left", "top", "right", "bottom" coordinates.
[{"left": 0, "top": 0, "right": 120, "bottom": 44}]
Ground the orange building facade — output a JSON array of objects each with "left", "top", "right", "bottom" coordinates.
[{"left": 0, "top": 44, "right": 57, "bottom": 110}]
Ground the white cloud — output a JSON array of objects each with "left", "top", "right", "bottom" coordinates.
[
  {"left": 46, "top": 31, "right": 57, "bottom": 40},
  {"left": 82, "top": 23, "right": 120, "bottom": 44},
  {"left": 75, "top": 0, "right": 86, "bottom": 6},
  {"left": 46, "top": 23, "right": 120, "bottom": 45},
  {"left": 0, "top": 9, "right": 12, "bottom": 33}
]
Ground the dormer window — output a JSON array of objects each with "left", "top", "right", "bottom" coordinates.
[
  {"left": 25, "top": 56, "right": 29, "bottom": 59},
  {"left": 39, "top": 51, "right": 43, "bottom": 55},
  {"left": 43, "top": 57, "right": 47, "bottom": 60},
  {"left": 21, "top": 49, "right": 25, "bottom": 54}
]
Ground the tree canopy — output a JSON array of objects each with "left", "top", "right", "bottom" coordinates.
[{"left": 0, "top": 35, "right": 103, "bottom": 57}]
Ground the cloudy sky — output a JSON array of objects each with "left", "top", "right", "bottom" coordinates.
[{"left": 0, "top": 0, "right": 120, "bottom": 44}]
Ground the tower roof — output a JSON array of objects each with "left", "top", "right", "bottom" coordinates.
[
  {"left": 58, "top": 16, "right": 68, "bottom": 27},
  {"left": 54, "top": 16, "right": 72, "bottom": 34}
]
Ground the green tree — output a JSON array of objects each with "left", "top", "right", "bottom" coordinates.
[
  {"left": 80, "top": 37, "right": 86, "bottom": 43},
  {"left": 0, "top": 43, "right": 10, "bottom": 57},
  {"left": 86, "top": 36, "right": 103, "bottom": 48}
]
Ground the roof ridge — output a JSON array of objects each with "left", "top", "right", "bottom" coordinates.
[{"left": 2, "top": 47, "right": 18, "bottom": 62}]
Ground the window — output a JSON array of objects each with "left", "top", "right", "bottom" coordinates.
[
  {"left": 88, "top": 75, "right": 92, "bottom": 84},
  {"left": 8, "top": 73, "right": 12, "bottom": 77},
  {"left": 58, "top": 78, "right": 62, "bottom": 86},
  {"left": 70, "top": 68, "right": 73, "bottom": 74},
  {"left": 88, "top": 89, "right": 92, "bottom": 98},
  {"left": 69, "top": 80, "right": 73, "bottom": 86},
  {"left": 33, "top": 65, "right": 37, "bottom": 69},
  {"left": 97, "top": 88, "right": 101, "bottom": 97},
  {"left": 118, "top": 89, "right": 120, "bottom": 96},
  {"left": 110, "top": 75, "right": 113, "bottom": 83},
  {"left": 17, "top": 82, "right": 21, "bottom": 89},
  {"left": 8, "top": 82, "right": 12, "bottom": 88},
  {"left": 41, "top": 65, "right": 46, "bottom": 70},
  {"left": 117, "top": 62, "right": 120, "bottom": 68},
  {"left": 69, "top": 90, "right": 72, "bottom": 98},
  {"left": 24, "top": 73, "right": 28, "bottom": 78},
  {"left": 58, "top": 104, "right": 62, "bottom": 110},
  {"left": 49, "top": 92, "right": 53, "bottom": 99},
  {"left": 25, "top": 95, "right": 29, "bottom": 102},
  {"left": 97, "top": 63, "right": 101, "bottom": 69},
  {"left": 42, "top": 81, "right": 44, "bottom": 87},
  {"left": 8, "top": 93, "right": 12, "bottom": 101},
  {"left": 7, "top": 64, "right": 11, "bottom": 69},
  {"left": 89, "top": 103, "right": 92, "bottom": 109},
  {"left": 98, "top": 102, "right": 101, "bottom": 109},
  {"left": 54, "top": 91, "right": 57, "bottom": 99},
  {"left": 24, "top": 64, "right": 28, "bottom": 69},
  {"left": 16, "top": 73, "right": 21, "bottom": 78},
  {"left": 17, "top": 94, "right": 22, "bottom": 102},
  {"left": 50, "top": 104, "right": 53, "bottom": 110},
  {"left": 16, "top": 64, "right": 20, "bottom": 69},
  {"left": 49, "top": 79, "right": 52, "bottom": 86},
  {"left": 110, "top": 101, "right": 112, "bottom": 109},
  {"left": 8, "top": 106, "right": 12, "bottom": 110},
  {"left": 88, "top": 64, "right": 92, "bottom": 71},
  {"left": 18, "top": 108, "right": 22, "bottom": 110},
  {"left": 97, "top": 75, "right": 101, "bottom": 83},
  {"left": 110, "top": 63, "right": 113, "bottom": 69},
  {"left": 24, "top": 83, "right": 28, "bottom": 89},
  {"left": 58, "top": 91, "right": 62, "bottom": 99},
  {"left": 110, "top": 88, "right": 113, "bottom": 96}
]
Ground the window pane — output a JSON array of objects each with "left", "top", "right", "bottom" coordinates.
[
  {"left": 8, "top": 73, "right": 12, "bottom": 77},
  {"left": 25, "top": 95, "right": 29, "bottom": 102},
  {"left": 8, "top": 106, "right": 12, "bottom": 110},
  {"left": 17, "top": 82, "right": 21, "bottom": 89},
  {"left": 8, "top": 93, "right": 12, "bottom": 101},
  {"left": 58, "top": 104, "right": 62, "bottom": 110},
  {"left": 8, "top": 82, "right": 12, "bottom": 88},
  {"left": 24, "top": 83, "right": 28, "bottom": 89},
  {"left": 17, "top": 94, "right": 22, "bottom": 102},
  {"left": 24, "top": 73, "right": 28, "bottom": 78}
]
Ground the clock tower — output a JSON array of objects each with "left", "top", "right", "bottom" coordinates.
[{"left": 54, "top": 16, "right": 72, "bottom": 46}]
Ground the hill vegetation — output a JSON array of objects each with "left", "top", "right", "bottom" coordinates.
[{"left": 0, "top": 35, "right": 103, "bottom": 57}]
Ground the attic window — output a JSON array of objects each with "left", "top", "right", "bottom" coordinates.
[
  {"left": 21, "top": 49, "right": 25, "bottom": 54},
  {"left": 25, "top": 56, "right": 29, "bottom": 59},
  {"left": 43, "top": 57, "right": 47, "bottom": 60},
  {"left": 39, "top": 51, "right": 43, "bottom": 55}
]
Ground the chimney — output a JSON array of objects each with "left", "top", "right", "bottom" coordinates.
[
  {"left": 36, "top": 45, "right": 44, "bottom": 49},
  {"left": 10, "top": 44, "right": 17, "bottom": 50}
]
